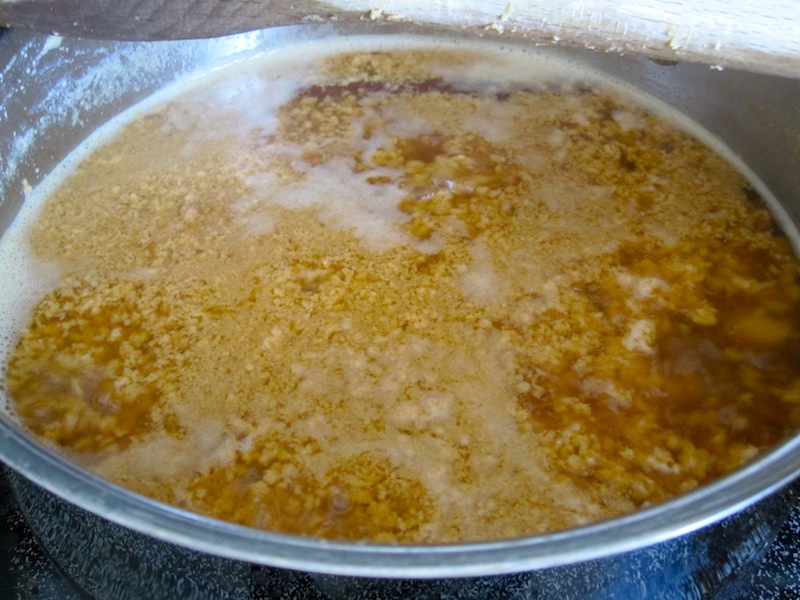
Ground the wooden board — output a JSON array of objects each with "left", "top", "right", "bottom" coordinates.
[{"left": 1, "top": 0, "right": 799, "bottom": 78}]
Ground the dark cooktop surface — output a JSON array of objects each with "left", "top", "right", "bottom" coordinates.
[{"left": 1, "top": 466, "right": 798, "bottom": 600}]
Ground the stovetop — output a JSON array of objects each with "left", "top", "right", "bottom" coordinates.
[{"left": 1, "top": 466, "right": 798, "bottom": 600}]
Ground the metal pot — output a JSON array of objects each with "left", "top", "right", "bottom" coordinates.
[{"left": 1, "top": 23, "right": 799, "bottom": 598}]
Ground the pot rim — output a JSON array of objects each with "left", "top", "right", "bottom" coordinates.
[
  {"left": 1, "top": 415, "right": 798, "bottom": 578},
  {"left": 1, "top": 25, "right": 800, "bottom": 580}
]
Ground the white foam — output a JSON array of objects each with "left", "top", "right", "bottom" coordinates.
[
  {"left": 460, "top": 238, "right": 506, "bottom": 306},
  {"left": 162, "top": 60, "right": 309, "bottom": 158},
  {"left": 462, "top": 103, "right": 522, "bottom": 144},
  {"left": 425, "top": 48, "right": 568, "bottom": 91},
  {"left": 247, "top": 154, "right": 413, "bottom": 252}
]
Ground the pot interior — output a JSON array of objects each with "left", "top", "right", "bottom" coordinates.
[{"left": 1, "top": 24, "right": 800, "bottom": 578}]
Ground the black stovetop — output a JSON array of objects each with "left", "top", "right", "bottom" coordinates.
[{"left": 1, "top": 466, "right": 798, "bottom": 600}]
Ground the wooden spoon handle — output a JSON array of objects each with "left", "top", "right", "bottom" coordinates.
[{"left": 2, "top": 0, "right": 799, "bottom": 79}]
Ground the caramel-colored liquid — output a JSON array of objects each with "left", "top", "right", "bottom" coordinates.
[{"left": 4, "top": 43, "right": 800, "bottom": 543}]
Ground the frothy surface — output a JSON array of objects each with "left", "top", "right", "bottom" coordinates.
[{"left": 2, "top": 36, "right": 800, "bottom": 543}]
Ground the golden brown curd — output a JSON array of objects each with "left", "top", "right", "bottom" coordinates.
[{"left": 3, "top": 39, "right": 800, "bottom": 543}]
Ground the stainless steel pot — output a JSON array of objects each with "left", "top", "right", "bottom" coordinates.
[{"left": 1, "top": 23, "right": 800, "bottom": 598}]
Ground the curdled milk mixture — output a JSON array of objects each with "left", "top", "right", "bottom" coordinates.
[{"left": 2, "top": 37, "right": 800, "bottom": 543}]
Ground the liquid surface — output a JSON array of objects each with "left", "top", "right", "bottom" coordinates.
[{"left": 3, "top": 38, "right": 800, "bottom": 543}]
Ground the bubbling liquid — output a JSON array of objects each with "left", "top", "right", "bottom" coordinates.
[{"left": 2, "top": 36, "right": 800, "bottom": 543}]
